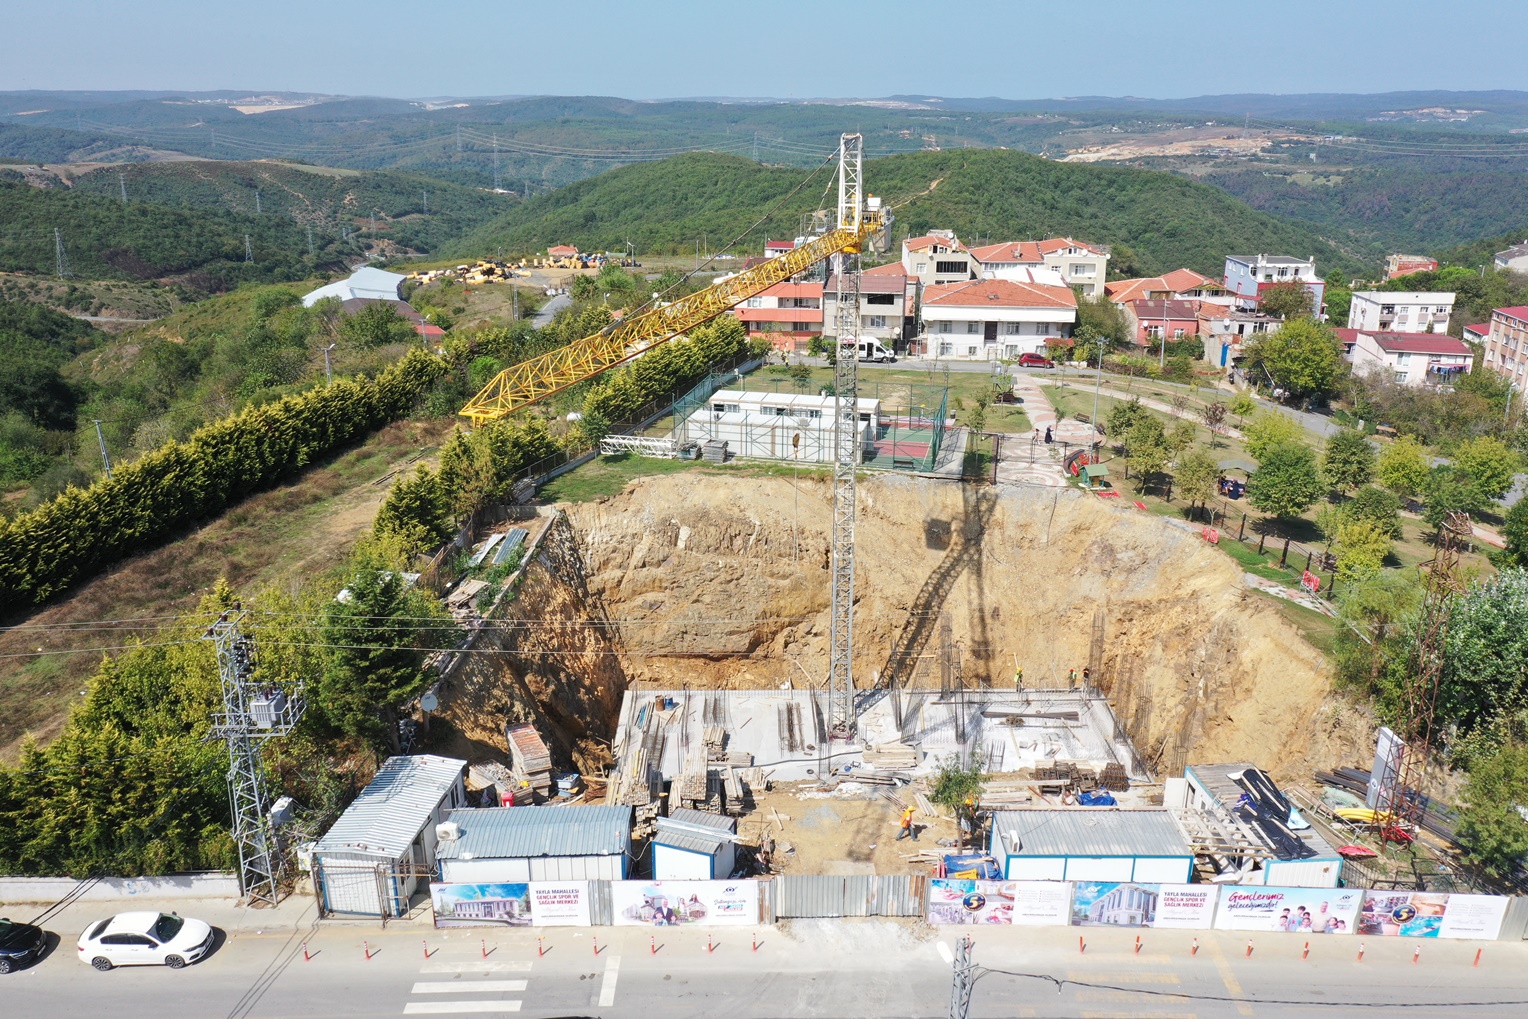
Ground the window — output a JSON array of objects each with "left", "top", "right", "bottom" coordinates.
[
  {"left": 1173, "top": 328, "right": 1186, "bottom": 339},
  {"left": 966, "top": 346, "right": 978, "bottom": 357},
  {"left": 1003, "top": 322, "right": 1021, "bottom": 335},
  {"left": 746, "top": 297, "right": 764, "bottom": 308},
  {"left": 938, "top": 342, "right": 953, "bottom": 356},
  {"left": 153, "top": 914, "right": 184, "bottom": 942},
  {"left": 965, "top": 321, "right": 981, "bottom": 334},
  {"left": 1070, "top": 263, "right": 1094, "bottom": 276},
  {"left": 1396, "top": 352, "right": 1410, "bottom": 365},
  {"left": 1395, "top": 371, "right": 1409, "bottom": 382},
  {"left": 866, "top": 293, "right": 894, "bottom": 305},
  {"left": 916, "top": 262, "right": 927, "bottom": 273},
  {"left": 936, "top": 260, "right": 966, "bottom": 275},
  {"left": 868, "top": 316, "right": 886, "bottom": 328}
]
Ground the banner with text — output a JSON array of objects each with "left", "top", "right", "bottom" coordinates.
[
  {"left": 1357, "top": 892, "right": 1509, "bottom": 940},
  {"left": 1214, "top": 887, "right": 1362, "bottom": 934},
  {"left": 611, "top": 880, "right": 760, "bottom": 926},
  {"left": 1070, "top": 882, "right": 1217, "bottom": 929},
  {"left": 431, "top": 881, "right": 591, "bottom": 928},
  {"left": 927, "top": 880, "right": 1073, "bottom": 926}
]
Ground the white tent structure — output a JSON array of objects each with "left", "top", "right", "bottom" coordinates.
[{"left": 302, "top": 267, "right": 407, "bottom": 307}]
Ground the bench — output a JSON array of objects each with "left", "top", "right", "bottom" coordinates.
[{"left": 893, "top": 456, "right": 917, "bottom": 470}]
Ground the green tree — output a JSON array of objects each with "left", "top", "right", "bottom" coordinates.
[
  {"left": 1201, "top": 401, "right": 1228, "bottom": 448},
  {"left": 1228, "top": 390, "right": 1256, "bottom": 426},
  {"left": 1257, "top": 281, "right": 1316, "bottom": 319},
  {"left": 1323, "top": 284, "right": 1352, "bottom": 329},
  {"left": 340, "top": 301, "right": 417, "bottom": 348},
  {"left": 1125, "top": 415, "right": 1169, "bottom": 492},
  {"left": 1376, "top": 434, "right": 1430, "bottom": 499},
  {"left": 1453, "top": 435, "right": 1520, "bottom": 502},
  {"left": 318, "top": 541, "right": 453, "bottom": 753},
  {"left": 1106, "top": 397, "right": 1147, "bottom": 442},
  {"left": 1421, "top": 465, "right": 1486, "bottom": 532},
  {"left": 1247, "top": 441, "right": 1326, "bottom": 519},
  {"left": 1323, "top": 429, "right": 1376, "bottom": 494},
  {"left": 789, "top": 363, "right": 813, "bottom": 393},
  {"left": 569, "top": 275, "right": 598, "bottom": 301},
  {"left": 1344, "top": 485, "right": 1403, "bottom": 539},
  {"left": 1174, "top": 447, "right": 1220, "bottom": 520},
  {"left": 1437, "top": 569, "right": 1528, "bottom": 737},
  {"left": 1242, "top": 410, "right": 1303, "bottom": 461},
  {"left": 1456, "top": 745, "right": 1528, "bottom": 882},
  {"left": 1334, "top": 517, "right": 1392, "bottom": 580},
  {"left": 1502, "top": 499, "right": 1528, "bottom": 568},
  {"left": 1242, "top": 318, "right": 1344, "bottom": 399},
  {"left": 1074, "top": 296, "right": 1131, "bottom": 347},
  {"left": 373, "top": 465, "right": 454, "bottom": 556},
  {"left": 1166, "top": 418, "right": 1196, "bottom": 454}
]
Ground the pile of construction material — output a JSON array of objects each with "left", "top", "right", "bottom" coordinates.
[
  {"left": 862, "top": 743, "right": 919, "bottom": 771},
  {"left": 701, "top": 440, "right": 729, "bottom": 464},
  {"left": 507, "top": 723, "right": 554, "bottom": 798},
  {"left": 446, "top": 579, "right": 490, "bottom": 625}
]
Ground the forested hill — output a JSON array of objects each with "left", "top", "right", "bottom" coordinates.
[
  {"left": 445, "top": 149, "right": 1367, "bottom": 278},
  {"left": 66, "top": 161, "right": 513, "bottom": 256}
]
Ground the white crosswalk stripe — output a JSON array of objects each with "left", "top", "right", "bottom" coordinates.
[
  {"left": 412, "top": 981, "right": 528, "bottom": 994},
  {"left": 403, "top": 1003, "right": 522, "bottom": 1015},
  {"left": 404, "top": 959, "right": 531, "bottom": 1016}
]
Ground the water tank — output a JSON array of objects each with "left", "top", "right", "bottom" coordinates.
[
  {"left": 436, "top": 821, "right": 461, "bottom": 842},
  {"left": 269, "top": 795, "right": 294, "bottom": 827}
]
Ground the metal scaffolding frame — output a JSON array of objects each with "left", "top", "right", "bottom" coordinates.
[{"left": 204, "top": 608, "right": 305, "bottom": 906}]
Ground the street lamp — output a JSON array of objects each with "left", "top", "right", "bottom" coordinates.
[{"left": 321, "top": 343, "right": 337, "bottom": 384}]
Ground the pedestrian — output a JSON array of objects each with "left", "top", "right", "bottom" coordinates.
[
  {"left": 1013, "top": 665, "right": 1023, "bottom": 691},
  {"left": 1068, "top": 667, "right": 1077, "bottom": 686},
  {"left": 1044, "top": 425, "right": 1054, "bottom": 444},
  {"left": 896, "top": 805, "right": 917, "bottom": 841}
]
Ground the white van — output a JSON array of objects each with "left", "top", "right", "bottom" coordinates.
[{"left": 857, "top": 340, "right": 896, "bottom": 363}]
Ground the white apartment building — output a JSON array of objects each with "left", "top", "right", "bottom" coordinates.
[
  {"left": 968, "top": 237, "right": 1111, "bottom": 296},
  {"left": 1493, "top": 242, "right": 1528, "bottom": 273},
  {"left": 920, "top": 278, "right": 1077, "bottom": 360},
  {"left": 1222, "top": 254, "right": 1326, "bottom": 314},
  {"left": 1347, "top": 291, "right": 1454, "bottom": 334},
  {"left": 901, "top": 230, "right": 975, "bottom": 288},
  {"left": 822, "top": 264, "right": 916, "bottom": 347},
  {"left": 1349, "top": 332, "right": 1472, "bottom": 387}
]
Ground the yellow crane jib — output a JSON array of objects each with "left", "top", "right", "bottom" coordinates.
[{"left": 459, "top": 135, "right": 885, "bottom": 425}]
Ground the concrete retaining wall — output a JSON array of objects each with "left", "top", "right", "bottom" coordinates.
[{"left": 0, "top": 872, "right": 240, "bottom": 904}]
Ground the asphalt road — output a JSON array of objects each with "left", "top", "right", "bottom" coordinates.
[
  {"left": 4, "top": 918, "right": 1524, "bottom": 1019},
  {"left": 533, "top": 294, "right": 571, "bottom": 329}
]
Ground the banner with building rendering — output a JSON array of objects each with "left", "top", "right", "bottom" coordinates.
[
  {"left": 1069, "top": 882, "right": 1217, "bottom": 929},
  {"left": 611, "top": 880, "right": 760, "bottom": 926},
  {"left": 431, "top": 881, "right": 592, "bottom": 927}
]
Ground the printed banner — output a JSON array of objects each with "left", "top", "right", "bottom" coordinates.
[
  {"left": 1358, "top": 892, "right": 1509, "bottom": 940},
  {"left": 1010, "top": 881, "right": 1075, "bottom": 926},
  {"left": 1071, "top": 882, "right": 1163, "bottom": 928},
  {"left": 1215, "top": 887, "right": 1361, "bottom": 934},
  {"left": 611, "top": 880, "right": 759, "bottom": 926},
  {"left": 431, "top": 881, "right": 591, "bottom": 928},
  {"left": 1436, "top": 895, "right": 1510, "bottom": 940},
  {"left": 928, "top": 880, "right": 1074, "bottom": 926},
  {"left": 1151, "top": 885, "right": 1220, "bottom": 929}
]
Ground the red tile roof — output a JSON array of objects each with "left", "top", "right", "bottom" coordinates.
[
  {"left": 765, "top": 239, "right": 795, "bottom": 250},
  {"left": 1494, "top": 306, "right": 1528, "bottom": 322},
  {"left": 548, "top": 244, "right": 578, "bottom": 256},
  {"left": 1105, "top": 277, "right": 1166, "bottom": 303},
  {"left": 1035, "top": 236, "right": 1105, "bottom": 256},
  {"left": 1463, "top": 322, "right": 1491, "bottom": 336},
  {"left": 864, "top": 262, "right": 908, "bottom": 277},
  {"left": 969, "top": 241, "right": 1043, "bottom": 265},
  {"left": 923, "top": 278, "right": 1077, "bottom": 310},
  {"left": 1160, "top": 267, "right": 1218, "bottom": 292},
  {"left": 1130, "top": 299, "right": 1200, "bottom": 320},
  {"left": 903, "top": 233, "right": 966, "bottom": 253}
]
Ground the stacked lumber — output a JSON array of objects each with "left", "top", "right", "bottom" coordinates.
[
  {"left": 581, "top": 774, "right": 609, "bottom": 804},
  {"left": 914, "top": 791, "right": 942, "bottom": 819},
  {"left": 703, "top": 725, "right": 727, "bottom": 753},
  {"left": 506, "top": 723, "right": 554, "bottom": 796},
  {"left": 862, "top": 743, "right": 919, "bottom": 769},
  {"left": 466, "top": 761, "right": 517, "bottom": 806},
  {"left": 977, "top": 790, "right": 1033, "bottom": 807}
]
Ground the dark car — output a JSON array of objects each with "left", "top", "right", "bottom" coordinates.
[
  {"left": 1017, "top": 352, "right": 1055, "bottom": 368},
  {"left": 0, "top": 916, "right": 47, "bottom": 973}
]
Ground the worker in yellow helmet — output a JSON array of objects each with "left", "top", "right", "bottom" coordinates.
[{"left": 896, "top": 805, "right": 918, "bottom": 841}]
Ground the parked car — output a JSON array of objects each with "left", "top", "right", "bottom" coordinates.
[
  {"left": 0, "top": 916, "right": 47, "bottom": 973},
  {"left": 1017, "top": 353, "right": 1054, "bottom": 368},
  {"left": 77, "top": 912, "right": 214, "bottom": 971}
]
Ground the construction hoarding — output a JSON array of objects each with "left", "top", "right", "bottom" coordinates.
[
  {"left": 611, "top": 880, "right": 761, "bottom": 926},
  {"left": 1213, "top": 888, "right": 1363, "bottom": 934},
  {"left": 927, "top": 879, "right": 1071, "bottom": 926},
  {"left": 1070, "top": 882, "right": 1216, "bottom": 929},
  {"left": 431, "top": 881, "right": 592, "bottom": 927},
  {"left": 1357, "top": 892, "right": 1510, "bottom": 940}
]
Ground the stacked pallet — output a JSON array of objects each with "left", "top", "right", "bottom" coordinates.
[
  {"left": 702, "top": 440, "right": 728, "bottom": 463},
  {"left": 506, "top": 723, "right": 554, "bottom": 797},
  {"left": 1099, "top": 763, "right": 1130, "bottom": 792},
  {"left": 703, "top": 725, "right": 727, "bottom": 754},
  {"left": 862, "top": 743, "right": 918, "bottom": 770}
]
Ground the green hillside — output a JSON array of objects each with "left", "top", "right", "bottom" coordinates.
[
  {"left": 445, "top": 149, "right": 1368, "bottom": 278},
  {"left": 0, "top": 178, "right": 342, "bottom": 289},
  {"left": 67, "top": 160, "right": 514, "bottom": 256}
]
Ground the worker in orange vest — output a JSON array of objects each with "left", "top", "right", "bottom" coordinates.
[{"left": 895, "top": 805, "right": 918, "bottom": 841}]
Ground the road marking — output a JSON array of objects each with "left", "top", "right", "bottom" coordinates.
[
  {"left": 1080, "top": 1012, "right": 1195, "bottom": 1019},
  {"left": 597, "top": 954, "right": 620, "bottom": 1008},
  {"left": 403, "top": 1004, "right": 522, "bottom": 1015},
  {"left": 1068, "top": 971, "right": 1181, "bottom": 984},
  {"left": 1205, "top": 939, "right": 1253, "bottom": 1017},
  {"left": 412, "top": 981, "right": 528, "bottom": 994},
  {"left": 420, "top": 960, "right": 532, "bottom": 974}
]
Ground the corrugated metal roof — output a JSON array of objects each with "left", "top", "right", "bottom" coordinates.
[
  {"left": 993, "top": 809, "right": 1191, "bottom": 859},
  {"left": 665, "top": 808, "right": 736, "bottom": 832},
  {"left": 436, "top": 805, "right": 632, "bottom": 860},
  {"left": 654, "top": 829, "right": 726, "bottom": 854},
  {"left": 313, "top": 755, "right": 465, "bottom": 860}
]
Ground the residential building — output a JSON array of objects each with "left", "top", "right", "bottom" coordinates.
[
  {"left": 822, "top": 263, "right": 917, "bottom": 349},
  {"left": 1347, "top": 291, "right": 1454, "bottom": 334},
  {"left": 1493, "top": 242, "right": 1528, "bottom": 273},
  {"left": 920, "top": 278, "right": 1077, "bottom": 360},
  {"left": 731, "top": 280, "right": 823, "bottom": 353},
  {"left": 901, "top": 230, "right": 974, "bottom": 287},
  {"left": 1385, "top": 253, "right": 1438, "bottom": 279},
  {"left": 1463, "top": 322, "right": 1490, "bottom": 345},
  {"left": 1199, "top": 307, "right": 1282, "bottom": 369},
  {"left": 764, "top": 239, "right": 796, "bottom": 258},
  {"left": 1126, "top": 299, "right": 1200, "bottom": 347},
  {"left": 968, "top": 237, "right": 1111, "bottom": 296},
  {"left": 301, "top": 266, "right": 406, "bottom": 307},
  {"left": 1222, "top": 254, "right": 1326, "bottom": 315},
  {"left": 1482, "top": 306, "right": 1528, "bottom": 385},
  {"left": 1349, "top": 331, "right": 1473, "bottom": 387},
  {"left": 1105, "top": 268, "right": 1227, "bottom": 304}
]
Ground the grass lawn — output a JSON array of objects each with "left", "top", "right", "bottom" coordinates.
[
  {"left": 537, "top": 450, "right": 834, "bottom": 504},
  {"left": 1255, "top": 591, "right": 1343, "bottom": 657}
]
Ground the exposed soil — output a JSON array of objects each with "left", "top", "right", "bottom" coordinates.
[{"left": 443, "top": 471, "right": 1369, "bottom": 786}]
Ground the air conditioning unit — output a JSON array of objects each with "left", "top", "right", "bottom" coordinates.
[{"left": 436, "top": 821, "right": 461, "bottom": 842}]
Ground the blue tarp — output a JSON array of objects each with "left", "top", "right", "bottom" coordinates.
[
  {"left": 944, "top": 854, "right": 1001, "bottom": 880},
  {"left": 1078, "top": 790, "right": 1117, "bottom": 806}
]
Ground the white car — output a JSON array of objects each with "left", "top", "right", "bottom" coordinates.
[{"left": 77, "top": 911, "right": 214, "bottom": 971}]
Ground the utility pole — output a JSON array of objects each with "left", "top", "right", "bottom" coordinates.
[
  {"left": 422, "top": 190, "right": 428, "bottom": 214},
  {"left": 306, "top": 223, "right": 314, "bottom": 257},
  {"left": 204, "top": 607, "right": 305, "bottom": 907},
  {"left": 511, "top": 285, "right": 518, "bottom": 320},
  {"left": 321, "top": 343, "right": 336, "bottom": 384},
  {"left": 92, "top": 420, "right": 113, "bottom": 478},
  {"left": 118, "top": 172, "right": 127, "bottom": 205},
  {"left": 1159, "top": 298, "right": 1169, "bottom": 372},
  {"left": 948, "top": 935, "right": 974, "bottom": 1019},
  {"left": 752, "top": 131, "right": 759, "bottom": 161},
  {"left": 370, "top": 211, "right": 377, "bottom": 233},
  {"left": 54, "top": 228, "right": 72, "bottom": 279},
  {"left": 1091, "top": 336, "right": 1104, "bottom": 449},
  {"left": 492, "top": 132, "right": 501, "bottom": 190},
  {"left": 255, "top": 190, "right": 262, "bottom": 214},
  {"left": 244, "top": 234, "right": 254, "bottom": 263}
]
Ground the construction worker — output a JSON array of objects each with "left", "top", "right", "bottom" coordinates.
[
  {"left": 1068, "top": 667, "right": 1077, "bottom": 687},
  {"left": 1013, "top": 665, "right": 1023, "bottom": 691},
  {"left": 896, "top": 805, "right": 918, "bottom": 841}
]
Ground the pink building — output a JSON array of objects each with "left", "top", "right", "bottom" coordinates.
[{"left": 731, "top": 281, "right": 823, "bottom": 352}]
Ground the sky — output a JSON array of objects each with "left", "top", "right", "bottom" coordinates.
[{"left": 5, "top": 0, "right": 1526, "bottom": 100}]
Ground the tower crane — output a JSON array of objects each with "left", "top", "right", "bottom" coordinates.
[{"left": 459, "top": 133, "right": 887, "bottom": 740}]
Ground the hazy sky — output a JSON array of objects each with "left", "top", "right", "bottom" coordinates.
[{"left": 5, "top": 0, "right": 1524, "bottom": 99}]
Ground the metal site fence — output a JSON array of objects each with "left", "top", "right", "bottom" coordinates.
[{"left": 1200, "top": 497, "right": 1341, "bottom": 597}]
